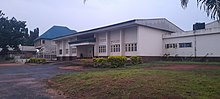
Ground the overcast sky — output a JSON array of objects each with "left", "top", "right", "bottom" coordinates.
[{"left": 0, "top": 0, "right": 213, "bottom": 35}]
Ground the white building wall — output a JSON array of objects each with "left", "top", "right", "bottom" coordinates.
[
  {"left": 97, "top": 32, "right": 107, "bottom": 56},
  {"left": 138, "top": 26, "right": 170, "bottom": 56},
  {"left": 124, "top": 27, "right": 138, "bottom": 56},
  {"left": 110, "top": 30, "right": 121, "bottom": 56},
  {"left": 163, "top": 29, "right": 220, "bottom": 57},
  {"left": 196, "top": 34, "right": 220, "bottom": 57},
  {"left": 163, "top": 37, "right": 194, "bottom": 57}
]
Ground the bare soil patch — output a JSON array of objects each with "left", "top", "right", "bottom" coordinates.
[
  {"left": 59, "top": 66, "right": 91, "bottom": 71},
  {"left": 149, "top": 64, "right": 220, "bottom": 70},
  {"left": 0, "top": 63, "right": 24, "bottom": 67}
]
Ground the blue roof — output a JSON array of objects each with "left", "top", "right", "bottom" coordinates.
[{"left": 35, "top": 26, "right": 77, "bottom": 41}]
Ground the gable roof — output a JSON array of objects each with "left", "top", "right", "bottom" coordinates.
[
  {"left": 53, "top": 18, "right": 184, "bottom": 40},
  {"left": 135, "top": 18, "right": 184, "bottom": 33},
  {"left": 35, "top": 26, "right": 76, "bottom": 41}
]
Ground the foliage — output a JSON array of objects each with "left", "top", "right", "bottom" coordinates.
[
  {"left": 0, "top": 10, "right": 39, "bottom": 56},
  {"left": 181, "top": 0, "right": 220, "bottom": 20},
  {"left": 93, "top": 58, "right": 108, "bottom": 68},
  {"left": 107, "top": 56, "right": 127, "bottom": 68},
  {"left": 23, "top": 28, "right": 39, "bottom": 46},
  {"left": 130, "top": 56, "right": 143, "bottom": 65},
  {"left": 0, "top": 11, "right": 27, "bottom": 55},
  {"left": 29, "top": 58, "right": 46, "bottom": 64}
]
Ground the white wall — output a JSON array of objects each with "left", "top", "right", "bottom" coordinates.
[
  {"left": 124, "top": 27, "right": 138, "bottom": 56},
  {"left": 163, "top": 31, "right": 220, "bottom": 57},
  {"left": 196, "top": 34, "right": 220, "bottom": 57},
  {"left": 163, "top": 37, "right": 194, "bottom": 57},
  {"left": 110, "top": 30, "right": 121, "bottom": 56},
  {"left": 138, "top": 26, "right": 170, "bottom": 56}
]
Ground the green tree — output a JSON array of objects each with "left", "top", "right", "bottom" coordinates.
[
  {"left": 23, "top": 27, "right": 39, "bottom": 46},
  {"left": 0, "top": 10, "right": 27, "bottom": 55}
]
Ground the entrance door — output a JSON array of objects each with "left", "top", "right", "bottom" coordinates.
[{"left": 88, "top": 47, "right": 94, "bottom": 57}]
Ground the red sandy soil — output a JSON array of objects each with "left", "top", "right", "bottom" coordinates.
[
  {"left": 59, "top": 66, "right": 91, "bottom": 71},
  {"left": 149, "top": 65, "right": 220, "bottom": 70},
  {"left": 0, "top": 63, "right": 24, "bottom": 67}
]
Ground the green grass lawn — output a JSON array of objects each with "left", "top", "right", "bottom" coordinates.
[{"left": 49, "top": 61, "right": 220, "bottom": 99}]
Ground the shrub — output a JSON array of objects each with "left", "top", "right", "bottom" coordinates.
[
  {"left": 93, "top": 58, "right": 108, "bottom": 68},
  {"left": 108, "top": 56, "right": 127, "bottom": 68},
  {"left": 29, "top": 58, "right": 46, "bottom": 64},
  {"left": 130, "top": 56, "right": 143, "bottom": 65}
]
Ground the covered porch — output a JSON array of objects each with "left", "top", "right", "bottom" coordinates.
[{"left": 69, "top": 34, "right": 96, "bottom": 58}]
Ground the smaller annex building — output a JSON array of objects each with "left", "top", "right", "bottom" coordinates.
[
  {"left": 34, "top": 26, "right": 77, "bottom": 60},
  {"left": 53, "top": 18, "right": 220, "bottom": 61}
]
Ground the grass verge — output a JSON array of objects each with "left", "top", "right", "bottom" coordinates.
[{"left": 49, "top": 61, "right": 220, "bottom": 99}]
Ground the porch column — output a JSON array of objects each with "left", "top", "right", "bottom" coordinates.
[
  {"left": 68, "top": 39, "right": 71, "bottom": 57},
  {"left": 106, "top": 32, "right": 110, "bottom": 56},
  {"left": 55, "top": 41, "right": 58, "bottom": 56},
  {"left": 120, "top": 30, "right": 125, "bottom": 56},
  {"left": 94, "top": 34, "right": 98, "bottom": 57},
  {"left": 62, "top": 40, "right": 65, "bottom": 56}
]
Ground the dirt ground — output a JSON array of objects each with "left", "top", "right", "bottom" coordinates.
[
  {"left": 0, "top": 63, "right": 24, "bottom": 67},
  {"left": 59, "top": 66, "right": 92, "bottom": 71},
  {"left": 149, "top": 64, "right": 220, "bottom": 70}
]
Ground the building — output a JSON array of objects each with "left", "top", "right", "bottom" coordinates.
[
  {"left": 34, "top": 26, "right": 77, "bottom": 60},
  {"left": 53, "top": 18, "right": 220, "bottom": 61},
  {"left": 163, "top": 21, "right": 220, "bottom": 61},
  {"left": 0, "top": 45, "right": 37, "bottom": 59},
  {"left": 53, "top": 18, "right": 183, "bottom": 61}
]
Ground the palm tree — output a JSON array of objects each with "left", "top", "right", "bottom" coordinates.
[{"left": 181, "top": 0, "right": 220, "bottom": 20}]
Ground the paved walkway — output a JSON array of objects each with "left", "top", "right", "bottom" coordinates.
[{"left": 0, "top": 64, "right": 74, "bottom": 99}]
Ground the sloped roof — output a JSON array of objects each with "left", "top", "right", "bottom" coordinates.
[
  {"left": 35, "top": 26, "right": 76, "bottom": 41},
  {"left": 135, "top": 18, "right": 184, "bottom": 33},
  {"left": 206, "top": 21, "right": 220, "bottom": 29},
  {"left": 54, "top": 18, "right": 184, "bottom": 40}
]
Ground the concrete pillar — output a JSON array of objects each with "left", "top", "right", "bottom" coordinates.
[
  {"left": 106, "top": 32, "right": 110, "bottom": 56},
  {"left": 120, "top": 30, "right": 125, "bottom": 56},
  {"left": 94, "top": 33, "right": 98, "bottom": 57}
]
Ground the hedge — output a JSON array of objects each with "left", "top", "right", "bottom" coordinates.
[
  {"left": 29, "top": 58, "right": 46, "bottom": 64},
  {"left": 130, "top": 56, "right": 143, "bottom": 65}
]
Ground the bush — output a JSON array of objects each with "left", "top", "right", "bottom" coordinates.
[
  {"left": 108, "top": 56, "right": 127, "bottom": 68},
  {"left": 29, "top": 58, "right": 46, "bottom": 64},
  {"left": 93, "top": 58, "right": 108, "bottom": 68},
  {"left": 130, "top": 56, "right": 143, "bottom": 65}
]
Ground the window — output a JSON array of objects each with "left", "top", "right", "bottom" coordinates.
[
  {"left": 66, "top": 49, "right": 69, "bottom": 54},
  {"left": 72, "top": 48, "right": 77, "bottom": 54},
  {"left": 42, "top": 40, "right": 45, "bottom": 44},
  {"left": 59, "top": 49, "right": 62, "bottom": 55},
  {"left": 165, "top": 43, "right": 177, "bottom": 49},
  {"left": 99, "top": 46, "right": 106, "bottom": 53},
  {"left": 179, "top": 43, "right": 192, "bottom": 48},
  {"left": 111, "top": 44, "right": 120, "bottom": 52},
  {"left": 125, "top": 43, "right": 137, "bottom": 52}
]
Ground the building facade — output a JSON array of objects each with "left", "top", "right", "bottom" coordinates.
[
  {"left": 34, "top": 26, "right": 76, "bottom": 60},
  {"left": 53, "top": 18, "right": 220, "bottom": 61},
  {"left": 54, "top": 18, "right": 184, "bottom": 61}
]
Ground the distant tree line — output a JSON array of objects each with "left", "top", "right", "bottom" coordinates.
[{"left": 0, "top": 10, "right": 39, "bottom": 55}]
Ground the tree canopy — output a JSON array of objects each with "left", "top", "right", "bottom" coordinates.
[
  {"left": 0, "top": 10, "right": 39, "bottom": 55},
  {"left": 181, "top": 0, "right": 220, "bottom": 20}
]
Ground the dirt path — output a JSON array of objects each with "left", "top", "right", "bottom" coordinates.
[{"left": 148, "top": 64, "right": 220, "bottom": 70}]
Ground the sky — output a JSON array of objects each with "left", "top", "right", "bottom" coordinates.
[{"left": 0, "top": 0, "right": 213, "bottom": 35}]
